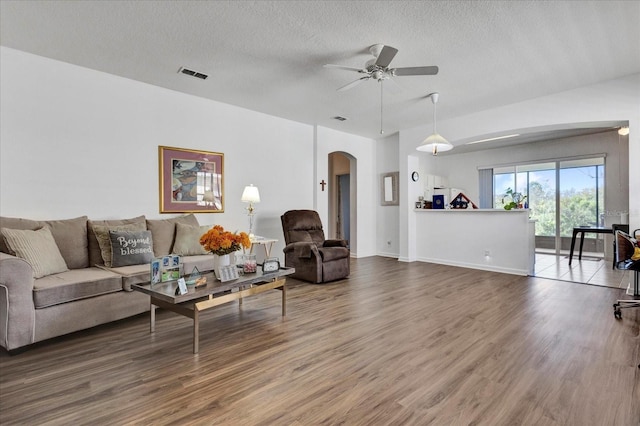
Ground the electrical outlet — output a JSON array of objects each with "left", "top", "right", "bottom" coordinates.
[{"left": 484, "top": 250, "right": 491, "bottom": 256}]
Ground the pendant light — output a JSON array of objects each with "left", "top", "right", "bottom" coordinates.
[{"left": 416, "top": 92, "right": 453, "bottom": 155}]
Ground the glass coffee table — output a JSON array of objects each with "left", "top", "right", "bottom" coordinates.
[{"left": 133, "top": 267, "right": 294, "bottom": 353}]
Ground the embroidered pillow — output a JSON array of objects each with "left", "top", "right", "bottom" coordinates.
[
  {"left": 92, "top": 222, "right": 147, "bottom": 267},
  {"left": 1, "top": 227, "right": 69, "bottom": 278},
  {"left": 109, "top": 230, "right": 154, "bottom": 267},
  {"left": 171, "top": 223, "right": 210, "bottom": 256}
]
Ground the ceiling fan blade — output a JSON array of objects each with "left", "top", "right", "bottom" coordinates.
[
  {"left": 374, "top": 45, "right": 398, "bottom": 68},
  {"left": 393, "top": 66, "right": 439, "bottom": 76},
  {"left": 337, "top": 76, "right": 370, "bottom": 91},
  {"left": 324, "top": 64, "right": 366, "bottom": 72}
]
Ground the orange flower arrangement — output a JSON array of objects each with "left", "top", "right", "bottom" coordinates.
[{"left": 200, "top": 225, "right": 251, "bottom": 256}]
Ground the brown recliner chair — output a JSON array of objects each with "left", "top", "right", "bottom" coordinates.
[{"left": 281, "top": 210, "right": 350, "bottom": 283}]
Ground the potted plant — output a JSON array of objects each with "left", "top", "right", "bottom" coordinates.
[
  {"left": 200, "top": 225, "right": 251, "bottom": 279},
  {"left": 501, "top": 188, "right": 527, "bottom": 210}
]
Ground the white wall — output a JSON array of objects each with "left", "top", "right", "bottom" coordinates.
[
  {"left": 376, "top": 133, "right": 400, "bottom": 257},
  {"left": 0, "top": 47, "right": 314, "bottom": 262},
  {"left": 316, "top": 126, "right": 376, "bottom": 258},
  {"left": 398, "top": 74, "right": 640, "bottom": 261}
]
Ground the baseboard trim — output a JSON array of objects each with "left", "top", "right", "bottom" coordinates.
[{"left": 416, "top": 257, "right": 529, "bottom": 276}]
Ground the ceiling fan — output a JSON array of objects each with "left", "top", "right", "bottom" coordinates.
[
  {"left": 324, "top": 44, "right": 439, "bottom": 134},
  {"left": 324, "top": 44, "right": 439, "bottom": 92}
]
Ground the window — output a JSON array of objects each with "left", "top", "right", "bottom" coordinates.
[{"left": 490, "top": 157, "right": 605, "bottom": 253}]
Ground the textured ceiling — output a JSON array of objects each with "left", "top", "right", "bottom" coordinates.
[{"left": 1, "top": 1, "right": 639, "bottom": 142}]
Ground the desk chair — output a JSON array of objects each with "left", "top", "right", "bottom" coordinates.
[
  {"left": 612, "top": 229, "right": 640, "bottom": 320},
  {"left": 611, "top": 224, "right": 629, "bottom": 269}
]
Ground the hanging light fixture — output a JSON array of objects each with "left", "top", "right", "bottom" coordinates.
[
  {"left": 416, "top": 92, "right": 453, "bottom": 155},
  {"left": 618, "top": 126, "right": 629, "bottom": 136}
]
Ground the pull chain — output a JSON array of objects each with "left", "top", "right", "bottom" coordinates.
[{"left": 380, "top": 80, "right": 384, "bottom": 135}]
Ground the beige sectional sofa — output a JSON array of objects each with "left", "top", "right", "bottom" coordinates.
[{"left": 0, "top": 214, "right": 215, "bottom": 352}]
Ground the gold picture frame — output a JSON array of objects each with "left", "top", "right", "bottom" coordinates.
[{"left": 159, "top": 146, "right": 224, "bottom": 213}]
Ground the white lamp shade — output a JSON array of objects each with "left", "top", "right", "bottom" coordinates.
[
  {"left": 416, "top": 133, "right": 453, "bottom": 155},
  {"left": 241, "top": 185, "right": 260, "bottom": 203}
]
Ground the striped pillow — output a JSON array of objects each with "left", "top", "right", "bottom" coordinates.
[{"left": 1, "top": 227, "right": 69, "bottom": 278}]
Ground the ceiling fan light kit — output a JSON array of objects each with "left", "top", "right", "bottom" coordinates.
[
  {"left": 325, "top": 44, "right": 439, "bottom": 135},
  {"left": 416, "top": 92, "right": 453, "bottom": 155}
]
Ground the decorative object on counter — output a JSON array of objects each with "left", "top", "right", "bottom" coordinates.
[
  {"left": 241, "top": 184, "right": 260, "bottom": 238},
  {"left": 416, "top": 92, "right": 453, "bottom": 156},
  {"left": 243, "top": 253, "right": 257, "bottom": 273},
  {"left": 217, "top": 263, "right": 240, "bottom": 282},
  {"left": 433, "top": 194, "right": 445, "bottom": 209},
  {"left": 262, "top": 257, "right": 280, "bottom": 273},
  {"left": 150, "top": 258, "right": 161, "bottom": 284},
  {"left": 156, "top": 255, "right": 182, "bottom": 282},
  {"left": 185, "top": 265, "right": 203, "bottom": 286},
  {"left": 199, "top": 225, "right": 251, "bottom": 280},
  {"left": 450, "top": 192, "right": 478, "bottom": 209},
  {"left": 501, "top": 188, "right": 527, "bottom": 210},
  {"left": 424, "top": 201, "right": 433, "bottom": 209},
  {"left": 415, "top": 201, "right": 423, "bottom": 209}
]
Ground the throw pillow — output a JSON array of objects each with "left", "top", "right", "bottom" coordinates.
[
  {"left": 92, "top": 222, "right": 147, "bottom": 267},
  {"left": 0, "top": 216, "right": 89, "bottom": 269},
  {"left": 109, "top": 230, "right": 154, "bottom": 267},
  {"left": 43, "top": 216, "right": 89, "bottom": 269},
  {"left": 172, "top": 223, "right": 210, "bottom": 255},
  {"left": 146, "top": 214, "right": 199, "bottom": 256},
  {"left": 87, "top": 215, "right": 146, "bottom": 266},
  {"left": 1, "top": 227, "right": 69, "bottom": 278},
  {"left": 0, "top": 216, "right": 40, "bottom": 254}
]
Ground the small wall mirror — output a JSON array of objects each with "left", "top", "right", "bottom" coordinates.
[{"left": 380, "top": 172, "right": 399, "bottom": 206}]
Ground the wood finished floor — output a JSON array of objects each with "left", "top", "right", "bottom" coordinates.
[{"left": 1, "top": 257, "right": 639, "bottom": 425}]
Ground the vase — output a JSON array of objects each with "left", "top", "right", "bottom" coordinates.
[{"left": 213, "top": 254, "right": 231, "bottom": 280}]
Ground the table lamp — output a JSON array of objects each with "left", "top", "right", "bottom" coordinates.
[{"left": 241, "top": 184, "right": 260, "bottom": 238}]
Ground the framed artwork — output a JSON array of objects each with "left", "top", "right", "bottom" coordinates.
[{"left": 159, "top": 146, "right": 224, "bottom": 213}]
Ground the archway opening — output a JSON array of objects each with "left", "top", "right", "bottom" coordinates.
[{"left": 328, "top": 152, "right": 356, "bottom": 251}]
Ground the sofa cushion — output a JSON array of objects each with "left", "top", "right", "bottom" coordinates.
[
  {"left": 88, "top": 216, "right": 146, "bottom": 266},
  {"left": 33, "top": 267, "right": 123, "bottom": 308},
  {"left": 0, "top": 216, "right": 89, "bottom": 269},
  {"left": 2, "top": 227, "right": 69, "bottom": 279},
  {"left": 172, "top": 223, "right": 209, "bottom": 256},
  {"left": 109, "top": 230, "right": 155, "bottom": 267},
  {"left": 103, "top": 264, "right": 151, "bottom": 291},
  {"left": 146, "top": 214, "right": 199, "bottom": 257},
  {"left": 44, "top": 216, "right": 89, "bottom": 269}
]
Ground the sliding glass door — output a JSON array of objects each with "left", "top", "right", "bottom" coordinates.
[
  {"left": 493, "top": 157, "right": 605, "bottom": 255},
  {"left": 558, "top": 158, "right": 605, "bottom": 252}
]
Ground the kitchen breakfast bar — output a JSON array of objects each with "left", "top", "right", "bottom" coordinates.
[{"left": 413, "top": 208, "right": 535, "bottom": 276}]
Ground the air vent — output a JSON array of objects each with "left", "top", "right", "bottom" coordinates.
[
  {"left": 178, "top": 67, "right": 208, "bottom": 80},
  {"left": 332, "top": 116, "right": 348, "bottom": 122}
]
